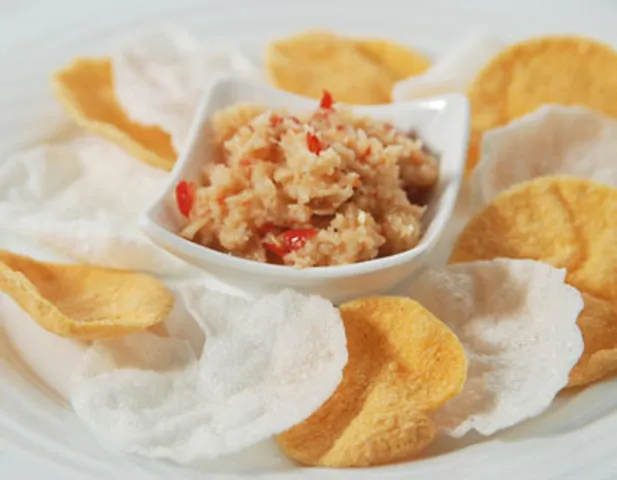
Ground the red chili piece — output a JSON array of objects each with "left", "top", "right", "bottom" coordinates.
[
  {"left": 290, "top": 116, "right": 301, "bottom": 124},
  {"left": 282, "top": 228, "right": 318, "bottom": 252},
  {"left": 175, "top": 181, "right": 195, "bottom": 217},
  {"left": 240, "top": 158, "right": 251, "bottom": 167},
  {"left": 263, "top": 228, "right": 318, "bottom": 258},
  {"left": 320, "top": 90, "right": 334, "bottom": 109},
  {"left": 361, "top": 146, "right": 372, "bottom": 160},
  {"left": 270, "top": 115, "right": 283, "bottom": 127},
  {"left": 306, "top": 132, "right": 322, "bottom": 154}
]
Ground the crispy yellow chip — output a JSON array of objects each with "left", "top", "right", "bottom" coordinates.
[
  {"left": 568, "top": 294, "right": 617, "bottom": 388},
  {"left": 354, "top": 38, "right": 431, "bottom": 80},
  {"left": 467, "top": 36, "right": 617, "bottom": 171},
  {"left": 276, "top": 297, "right": 467, "bottom": 467},
  {"left": 449, "top": 176, "right": 617, "bottom": 386},
  {"left": 465, "top": 130, "right": 482, "bottom": 176},
  {"left": 51, "top": 58, "right": 176, "bottom": 171},
  {"left": 265, "top": 30, "right": 430, "bottom": 105},
  {"left": 0, "top": 250, "right": 174, "bottom": 340}
]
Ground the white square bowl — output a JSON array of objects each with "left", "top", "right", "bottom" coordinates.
[{"left": 141, "top": 76, "right": 470, "bottom": 304}]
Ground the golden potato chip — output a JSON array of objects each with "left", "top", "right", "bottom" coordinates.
[
  {"left": 354, "top": 38, "right": 431, "bottom": 80},
  {"left": 51, "top": 58, "right": 176, "bottom": 171},
  {"left": 465, "top": 130, "right": 482, "bottom": 176},
  {"left": 0, "top": 250, "right": 174, "bottom": 340},
  {"left": 449, "top": 176, "right": 617, "bottom": 386},
  {"left": 276, "top": 297, "right": 467, "bottom": 467},
  {"left": 467, "top": 36, "right": 617, "bottom": 171},
  {"left": 265, "top": 30, "right": 430, "bottom": 105},
  {"left": 568, "top": 294, "right": 617, "bottom": 388}
]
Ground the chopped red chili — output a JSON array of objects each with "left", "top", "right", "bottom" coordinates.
[
  {"left": 240, "top": 158, "right": 251, "bottom": 167},
  {"left": 270, "top": 115, "right": 283, "bottom": 127},
  {"left": 361, "top": 146, "right": 372, "bottom": 160},
  {"left": 336, "top": 125, "right": 344, "bottom": 131},
  {"left": 248, "top": 125, "right": 255, "bottom": 133},
  {"left": 306, "top": 132, "right": 322, "bottom": 154},
  {"left": 263, "top": 228, "right": 318, "bottom": 258},
  {"left": 320, "top": 90, "right": 334, "bottom": 109},
  {"left": 282, "top": 228, "right": 318, "bottom": 252},
  {"left": 290, "top": 116, "right": 301, "bottom": 124},
  {"left": 175, "top": 180, "right": 195, "bottom": 217}
]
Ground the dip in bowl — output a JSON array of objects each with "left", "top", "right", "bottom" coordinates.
[{"left": 141, "top": 76, "right": 469, "bottom": 303}]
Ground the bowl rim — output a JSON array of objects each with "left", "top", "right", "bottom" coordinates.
[{"left": 141, "top": 75, "right": 470, "bottom": 280}]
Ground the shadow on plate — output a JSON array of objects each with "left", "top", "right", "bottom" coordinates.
[
  {"left": 498, "top": 379, "right": 617, "bottom": 443},
  {"left": 396, "top": 376, "right": 617, "bottom": 462}
]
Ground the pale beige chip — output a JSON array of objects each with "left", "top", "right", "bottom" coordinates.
[
  {"left": 51, "top": 58, "right": 177, "bottom": 171},
  {"left": 265, "top": 30, "right": 430, "bottom": 105},
  {"left": 450, "top": 176, "right": 617, "bottom": 387},
  {"left": 467, "top": 35, "right": 617, "bottom": 171},
  {"left": 276, "top": 297, "right": 467, "bottom": 467},
  {"left": 0, "top": 250, "right": 174, "bottom": 340}
]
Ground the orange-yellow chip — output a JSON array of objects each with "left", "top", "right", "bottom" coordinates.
[
  {"left": 464, "top": 130, "right": 482, "bottom": 177},
  {"left": 467, "top": 36, "right": 617, "bottom": 171},
  {"left": 276, "top": 297, "right": 467, "bottom": 467},
  {"left": 265, "top": 30, "right": 430, "bottom": 105},
  {"left": 0, "top": 250, "right": 174, "bottom": 340},
  {"left": 354, "top": 38, "right": 431, "bottom": 80},
  {"left": 51, "top": 58, "right": 176, "bottom": 171},
  {"left": 449, "top": 176, "right": 617, "bottom": 387},
  {"left": 568, "top": 294, "right": 617, "bottom": 388}
]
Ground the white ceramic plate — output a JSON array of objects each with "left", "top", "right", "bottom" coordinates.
[{"left": 2, "top": 1, "right": 617, "bottom": 479}]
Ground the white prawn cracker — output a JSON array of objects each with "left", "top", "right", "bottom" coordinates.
[
  {"left": 407, "top": 259, "right": 584, "bottom": 437},
  {"left": 392, "top": 32, "right": 504, "bottom": 101},
  {"left": 470, "top": 105, "right": 617, "bottom": 207},
  {"left": 0, "top": 135, "right": 192, "bottom": 275},
  {"left": 69, "top": 285, "right": 347, "bottom": 464},
  {"left": 112, "top": 27, "right": 263, "bottom": 151}
]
